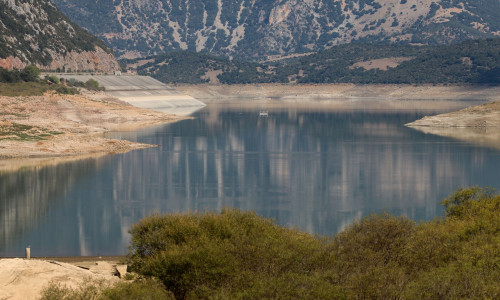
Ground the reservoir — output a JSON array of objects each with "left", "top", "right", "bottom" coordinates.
[{"left": 1, "top": 100, "right": 500, "bottom": 257}]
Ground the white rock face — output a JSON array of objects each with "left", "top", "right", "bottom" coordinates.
[
  {"left": 51, "top": 0, "right": 500, "bottom": 58},
  {"left": 0, "top": 0, "right": 120, "bottom": 72}
]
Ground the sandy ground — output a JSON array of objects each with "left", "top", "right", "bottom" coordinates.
[
  {"left": 0, "top": 90, "right": 186, "bottom": 171},
  {"left": 0, "top": 258, "right": 124, "bottom": 300},
  {"left": 173, "top": 83, "right": 500, "bottom": 102},
  {"left": 406, "top": 100, "right": 500, "bottom": 150}
]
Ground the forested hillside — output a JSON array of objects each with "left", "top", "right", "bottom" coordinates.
[
  {"left": 132, "top": 39, "right": 500, "bottom": 85},
  {"left": 52, "top": 0, "right": 500, "bottom": 59}
]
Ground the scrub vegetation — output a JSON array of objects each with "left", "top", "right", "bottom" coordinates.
[
  {"left": 0, "top": 123, "right": 63, "bottom": 142},
  {"left": 0, "top": 66, "right": 103, "bottom": 96},
  {"left": 41, "top": 187, "right": 500, "bottom": 299}
]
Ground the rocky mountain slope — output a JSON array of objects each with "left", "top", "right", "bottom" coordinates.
[
  {"left": 0, "top": 0, "right": 120, "bottom": 72},
  {"left": 52, "top": 0, "right": 500, "bottom": 59}
]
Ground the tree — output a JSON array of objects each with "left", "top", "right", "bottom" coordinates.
[
  {"left": 20, "top": 65, "right": 40, "bottom": 82},
  {"left": 84, "top": 79, "right": 104, "bottom": 91}
]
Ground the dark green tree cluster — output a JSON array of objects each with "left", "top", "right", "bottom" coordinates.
[
  {"left": 294, "top": 38, "right": 500, "bottom": 84},
  {"left": 133, "top": 51, "right": 272, "bottom": 84},
  {"left": 0, "top": 66, "right": 40, "bottom": 83},
  {"left": 121, "top": 187, "right": 500, "bottom": 299},
  {"left": 0, "top": 67, "right": 105, "bottom": 96},
  {"left": 137, "top": 38, "right": 500, "bottom": 85}
]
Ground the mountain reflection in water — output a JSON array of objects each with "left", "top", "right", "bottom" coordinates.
[{"left": 1, "top": 102, "right": 499, "bottom": 256}]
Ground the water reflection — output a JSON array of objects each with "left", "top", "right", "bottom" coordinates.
[
  {"left": 0, "top": 158, "right": 101, "bottom": 255},
  {"left": 1, "top": 103, "right": 499, "bottom": 256},
  {"left": 107, "top": 105, "right": 500, "bottom": 235}
]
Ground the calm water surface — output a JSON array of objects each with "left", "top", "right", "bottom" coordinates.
[{"left": 1, "top": 101, "right": 500, "bottom": 256}]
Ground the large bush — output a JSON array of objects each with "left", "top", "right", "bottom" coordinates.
[
  {"left": 20, "top": 65, "right": 40, "bottom": 82},
  {"left": 126, "top": 188, "right": 499, "bottom": 299},
  {"left": 127, "top": 209, "right": 332, "bottom": 299}
]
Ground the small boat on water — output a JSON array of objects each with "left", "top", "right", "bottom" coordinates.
[{"left": 259, "top": 111, "right": 269, "bottom": 117}]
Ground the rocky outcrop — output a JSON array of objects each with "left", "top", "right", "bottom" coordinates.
[
  {"left": 47, "top": 47, "right": 121, "bottom": 73},
  {"left": 0, "top": 56, "right": 25, "bottom": 70},
  {"left": 52, "top": 0, "right": 500, "bottom": 59},
  {"left": 0, "top": 0, "right": 120, "bottom": 72},
  {"left": 0, "top": 49, "right": 120, "bottom": 73}
]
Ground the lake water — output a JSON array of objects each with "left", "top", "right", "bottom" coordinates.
[{"left": 2, "top": 101, "right": 500, "bottom": 257}]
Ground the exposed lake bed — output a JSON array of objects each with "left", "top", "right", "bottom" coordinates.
[{"left": 0, "top": 90, "right": 187, "bottom": 171}]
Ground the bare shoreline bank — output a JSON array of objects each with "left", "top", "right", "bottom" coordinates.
[
  {"left": 174, "top": 83, "right": 500, "bottom": 102},
  {"left": 0, "top": 91, "right": 187, "bottom": 171},
  {"left": 0, "top": 257, "right": 124, "bottom": 300},
  {"left": 406, "top": 100, "right": 500, "bottom": 150}
]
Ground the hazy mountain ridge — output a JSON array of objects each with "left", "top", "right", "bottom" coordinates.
[
  {"left": 0, "top": 0, "right": 120, "bottom": 72},
  {"left": 52, "top": 0, "right": 500, "bottom": 59}
]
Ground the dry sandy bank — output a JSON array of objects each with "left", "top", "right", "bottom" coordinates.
[
  {"left": 174, "top": 83, "right": 500, "bottom": 102},
  {"left": 0, "top": 91, "right": 186, "bottom": 171},
  {"left": 406, "top": 101, "right": 500, "bottom": 150},
  {"left": 0, "top": 258, "right": 124, "bottom": 300}
]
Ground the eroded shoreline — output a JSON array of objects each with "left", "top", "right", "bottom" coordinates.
[
  {"left": 174, "top": 83, "right": 500, "bottom": 102},
  {"left": 406, "top": 100, "right": 500, "bottom": 150},
  {"left": 0, "top": 91, "right": 187, "bottom": 171}
]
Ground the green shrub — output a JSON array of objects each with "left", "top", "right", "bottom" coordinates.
[
  {"left": 55, "top": 85, "right": 79, "bottom": 95},
  {"left": 85, "top": 79, "right": 105, "bottom": 91},
  {"left": 0, "top": 67, "right": 21, "bottom": 83},
  {"left": 100, "top": 279, "right": 174, "bottom": 300},
  {"left": 20, "top": 65, "right": 40, "bottom": 82},
  {"left": 326, "top": 214, "right": 416, "bottom": 298},
  {"left": 127, "top": 209, "right": 326, "bottom": 299},
  {"left": 48, "top": 75, "right": 60, "bottom": 84},
  {"left": 40, "top": 278, "right": 109, "bottom": 300},
  {"left": 40, "top": 278, "right": 172, "bottom": 300},
  {"left": 441, "top": 186, "right": 495, "bottom": 217}
]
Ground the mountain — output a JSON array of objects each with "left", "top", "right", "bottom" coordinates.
[
  {"left": 131, "top": 39, "right": 500, "bottom": 85},
  {"left": 51, "top": 0, "right": 500, "bottom": 59},
  {"left": 0, "top": 0, "right": 120, "bottom": 72}
]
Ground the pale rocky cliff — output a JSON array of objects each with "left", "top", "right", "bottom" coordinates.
[
  {"left": 0, "top": 0, "right": 120, "bottom": 72},
  {"left": 52, "top": 0, "right": 500, "bottom": 59}
]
